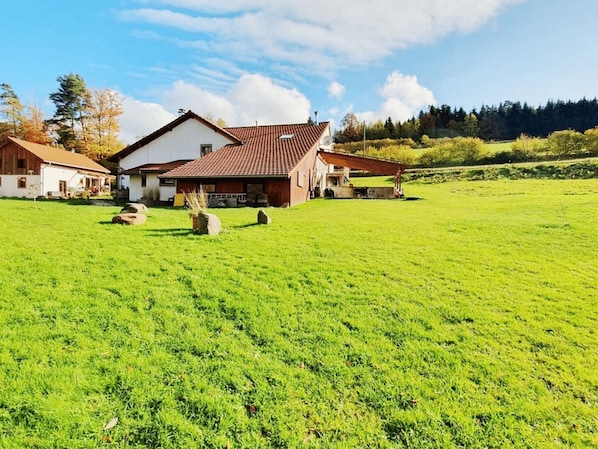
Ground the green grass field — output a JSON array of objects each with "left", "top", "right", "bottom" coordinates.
[
  {"left": 0, "top": 179, "right": 597, "bottom": 448},
  {"left": 484, "top": 141, "right": 515, "bottom": 153}
]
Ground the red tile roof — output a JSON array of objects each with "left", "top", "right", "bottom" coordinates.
[
  {"left": 163, "top": 122, "right": 330, "bottom": 178},
  {"left": 7, "top": 137, "right": 110, "bottom": 173}
]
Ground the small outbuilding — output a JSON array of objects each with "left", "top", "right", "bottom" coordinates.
[{"left": 0, "top": 137, "right": 112, "bottom": 198}]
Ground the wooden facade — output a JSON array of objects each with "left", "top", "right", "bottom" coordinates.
[
  {"left": 0, "top": 141, "right": 43, "bottom": 175},
  {"left": 0, "top": 137, "right": 112, "bottom": 198},
  {"left": 177, "top": 177, "right": 293, "bottom": 207}
]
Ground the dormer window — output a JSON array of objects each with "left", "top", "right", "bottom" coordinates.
[{"left": 279, "top": 134, "right": 294, "bottom": 139}]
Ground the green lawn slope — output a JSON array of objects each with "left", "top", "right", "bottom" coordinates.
[{"left": 0, "top": 179, "right": 596, "bottom": 448}]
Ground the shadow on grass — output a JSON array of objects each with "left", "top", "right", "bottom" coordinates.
[
  {"left": 231, "top": 223, "right": 259, "bottom": 229},
  {"left": 143, "top": 228, "right": 194, "bottom": 237},
  {"left": 141, "top": 223, "right": 260, "bottom": 236}
]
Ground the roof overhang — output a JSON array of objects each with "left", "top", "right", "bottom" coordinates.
[
  {"left": 318, "top": 151, "right": 405, "bottom": 176},
  {"left": 77, "top": 169, "right": 115, "bottom": 178},
  {"left": 42, "top": 162, "right": 110, "bottom": 175},
  {"left": 161, "top": 174, "right": 288, "bottom": 179},
  {"left": 121, "top": 160, "right": 193, "bottom": 175}
]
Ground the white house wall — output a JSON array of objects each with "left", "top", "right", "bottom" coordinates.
[
  {"left": 0, "top": 175, "right": 41, "bottom": 198},
  {"left": 0, "top": 166, "right": 108, "bottom": 198},
  {"left": 41, "top": 165, "right": 86, "bottom": 195},
  {"left": 128, "top": 174, "right": 176, "bottom": 202},
  {"left": 120, "top": 119, "right": 236, "bottom": 170}
]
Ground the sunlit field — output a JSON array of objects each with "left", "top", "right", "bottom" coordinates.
[{"left": 0, "top": 178, "right": 596, "bottom": 448}]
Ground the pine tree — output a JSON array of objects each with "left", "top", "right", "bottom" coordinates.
[
  {"left": 49, "top": 73, "right": 90, "bottom": 152},
  {"left": 0, "top": 83, "right": 24, "bottom": 138}
]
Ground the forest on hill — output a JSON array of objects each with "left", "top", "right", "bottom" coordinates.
[{"left": 334, "top": 98, "right": 598, "bottom": 143}]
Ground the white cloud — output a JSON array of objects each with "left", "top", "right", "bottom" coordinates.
[
  {"left": 356, "top": 71, "right": 436, "bottom": 123},
  {"left": 162, "top": 80, "right": 237, "bottom": 122},
  {"left": 120, "top": 0, "right": 526, "bottom": 68},
  {"left": 328, "top": 81, "right": 345, "bottom": 99},
  {"left": 119, "top": 74, "right": 312, "bottom": 142},
  {"left": 229, "top": 74, "right": 311, "bottom": 126},
  {"left": 120, "top": 97, "right": 175, "bottom": 144}
]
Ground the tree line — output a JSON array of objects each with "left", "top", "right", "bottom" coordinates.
[
  {"left": 334, "top": 98, "right": 598, "bottom": 143},
  {"left": 0, "top": 74, "right": 124, "bottom": 163}
]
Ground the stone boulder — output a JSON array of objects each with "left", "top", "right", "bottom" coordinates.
[
  {"left": 112, "top": 213, "right": 147, "bottom": 225},
  {"left": 121, "top": 203, "right": 149, "bottom": 214},
  {"left": 194, "top": 213, "right": 221, "bottom": 235},
  {"left": 257, "top": 209, "right": 272, "bottom": 225}
]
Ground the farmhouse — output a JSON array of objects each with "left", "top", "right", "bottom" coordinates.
[
  {"left": 108, "top": 111, "right": 243, "bottom": 203},
  {"left": 162, "top": 122, "right": 334, "bottom": 207},
  {"left": 109, "top": 110, "right": 406, "bottom": 207},
  {"left": 109, "top": 111, "right": 334, "bottom": 207},
  {"left": 0, "top": 137, "right": 112, "bottom": 198}
]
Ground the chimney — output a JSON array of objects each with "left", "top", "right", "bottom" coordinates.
[{"left": 314, "top": 111, "right": 319, "bottom": 125}]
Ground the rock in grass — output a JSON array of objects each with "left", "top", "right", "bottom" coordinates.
[
  {"left": 196, "top": 213, "right": 221, "bottom": 235},
  {"left": 257, "top": 209, "right": 271, "bottom": 225},
  {"left": 112, "top": 213, "right": 147, "bottom": 225},
  {"left": 121, "top": 202, "right": 149, "bottom": 213}
]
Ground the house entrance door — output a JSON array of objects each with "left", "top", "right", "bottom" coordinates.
[{"left": 59, "top": 180, "right": 67, "bottom": 195}]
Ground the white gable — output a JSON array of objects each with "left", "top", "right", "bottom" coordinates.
[{"left": 119, "top": 119, "right": 236, "bottom": 170}]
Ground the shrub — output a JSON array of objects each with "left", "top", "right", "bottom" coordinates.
[
  {"left": 510, "top": 134, "right": 547, "bottom": 161},
  {"left": 546, "top": 130, "right": 585, "bottom": 159},
  {"left": 365, "top": 145, "right": 418, "bottom": 165},
  {"left": 417, "top": 137, "right": 487, "bottom": 167},
  {"left": 583, "top": 127, "right": 598, "bottom": 157}
]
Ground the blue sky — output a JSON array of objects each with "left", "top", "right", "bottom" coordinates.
[{"left": 3, "top": 0, "right": 598, "bottom": 143}]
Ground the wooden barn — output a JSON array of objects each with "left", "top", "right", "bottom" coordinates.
[{"left": 0, "top": 137, "right": 112, "bottom": 198}]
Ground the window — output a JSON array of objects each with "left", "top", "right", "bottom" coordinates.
[
  {"left": 17, "top": 159, "right": 26, "bottom": 169},
  {"left": 297, "top": 171, "right": 304, "bottom": 187},
  {"left": 141, "top": 174, "right": 147, "bottom": 187},
  {"left": 201, "top": 144, "right": 212, "bottom": 157},
  {"left": 159, "top": 178, "right": 175, "bottom": 186},
  {"left": 0, "top": 177, "right": 2, "bottom": 187},
  {"left": 279, "top": 134, "right": 294, "bottom": 139},
  {"left": 18, "top": 177, "right": 27, "bottom": 189}
]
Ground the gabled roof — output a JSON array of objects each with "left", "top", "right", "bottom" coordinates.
[
  {"left": 107, "top": 110, "right": 242, "bottom": 162},
  {"left": 5, "top": 137, "right": 110, "bottom": 174},
  {"left": 121, "top": 160, "right": 193, "bottom": 175},
  {"left": 162, "top": 122, "right": 330, "bottom": 178}
]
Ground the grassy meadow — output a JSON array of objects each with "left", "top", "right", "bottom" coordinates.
[{"left": 0, "top": 178, "right": 596, "bottom": 448}]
